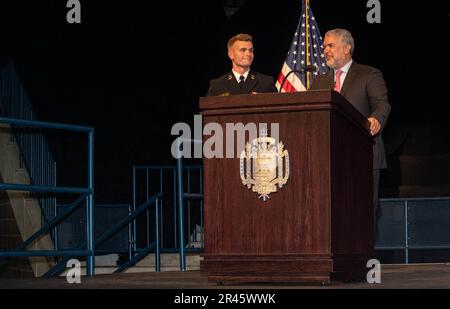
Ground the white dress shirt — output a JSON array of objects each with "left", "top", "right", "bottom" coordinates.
[
  {"left": 334, "top": 59, "right": 353, "bottom": 88},
  {"left": 232, "top": 69, "right": 250, "bottom": 83}
]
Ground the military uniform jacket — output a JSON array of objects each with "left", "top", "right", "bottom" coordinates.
[
  {"left": 206, "top": 70, "right": 277, "bottom": 96},
  {"left": 310, "top": 62, "right": 391, "bottom": 169}
]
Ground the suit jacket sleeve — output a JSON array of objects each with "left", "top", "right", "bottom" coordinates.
[{"left": 367, "top": 68, "right": 391, "bottom": 130}]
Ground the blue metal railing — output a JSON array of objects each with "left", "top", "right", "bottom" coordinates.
[
  {"left": 0, "top": 63, "right": 57, "bottom": 239},
  {"left": 46, "top": 195, "right": 163, "bottom": 276},
  {"left": 0, "top": 116, "right": 95, "bottom": 276},
  {"left": 174, "top": 138, "right": 204, "bottom": 270},
  {"left": 376, "top": 197, "right": 450, "bottom": 264},
  {"left": 111, "top": 194, "right": 162, "bottom": 273},
  {"left": 132, "top": 164, "right": 203, "bottom": 271},
  {"left": 55, "top": 203, "right": 130, "bottom": 254}
]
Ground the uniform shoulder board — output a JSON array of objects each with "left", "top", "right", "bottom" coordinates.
[
  {"left": 250, "top": 74, "right": 256, "bottom": 80},
  {"left": 227, "top": 74, "right": 233, "bottom": 80}
]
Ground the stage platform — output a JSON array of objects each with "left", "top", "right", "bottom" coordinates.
[{"left": 1, "top": 263, "right": 449, "bottom": 289}]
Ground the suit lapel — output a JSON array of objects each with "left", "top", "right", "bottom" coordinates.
[
  {"left": 340, "top": 62, "right": 357, "bottom": 97},
  {"left": 226, "top": 72, "right": 240, "bottom": 93},
  {"left": 323, "top": 70, "right": 334, "bottom": 89},
  {"left": 226, "top": 70, "right": 258, "bottom": 94},
  {"left": 244, "top": 71, "right": 258, "bottom": 93}
]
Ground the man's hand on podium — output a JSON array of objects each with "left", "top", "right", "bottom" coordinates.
[{"left": 368, "top": 117, "right": 381, "bottom": 136}]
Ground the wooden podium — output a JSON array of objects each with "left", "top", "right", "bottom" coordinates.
[{"left": 199, "top": 90, "right": 374, "bottom": 284}]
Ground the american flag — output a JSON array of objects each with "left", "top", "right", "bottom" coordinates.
[{"left": 276, "top": 1, "right": 329, "bottom": 92}]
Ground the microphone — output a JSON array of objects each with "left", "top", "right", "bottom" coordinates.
[
  {"left": 278, "top": 64, "right": 319, "bottom": 92},
  {"left": 304, "top": 64, "right": 319, "bottom": 73}
]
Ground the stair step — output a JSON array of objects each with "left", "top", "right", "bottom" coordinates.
[
  {"left": 60, "top": 266, "right": 119, "bottom": 276},
  {"left": 58, "top": 253, "right": 201, "bottom": 276},
  {"left": 136, "top": 253, "right": 201, "bottom": 268},
  {"left": 59, "top": 264, "right": 197, "bottom": 276},
  {"left": 72, "top": 254, "right": 201, "bottom": 268},
  {"left": 1, "top": 123, "right": 53, "bottom": 277},
  {"left": 78, "top": 254, "right": 120, "bottom": 267},
  {"left": 6, "top": 142, "right": 18, "bottom": 147},
  {"left": 125, "top": 265, "right": 200, "bottom": 272}
]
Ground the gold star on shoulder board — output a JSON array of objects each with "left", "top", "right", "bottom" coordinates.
[
  {"left": 228, "top": 75, "right": 233, "bottom": 80},
  {"left": 250, "top": 74, "right": 256, "bottom": 80}
]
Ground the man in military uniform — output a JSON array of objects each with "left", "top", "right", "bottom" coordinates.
[{"left": 206, "top": 33, "right": 277, "bottom": 96}]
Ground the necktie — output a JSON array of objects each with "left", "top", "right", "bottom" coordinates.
[
  {"left": 238, "top": 75, "right": 245, "bottom": 87},
  {"left": 334, "top": 70, "right": 343, "bottom": 93}
]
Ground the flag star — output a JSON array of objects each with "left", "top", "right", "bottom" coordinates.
[
  {"left": 293, "top": 51, "right": 297, "bottom": 55},
  {"left": 312, "top": 17, "right": 315, "bottom": 20},
  {"left": 302, "top": 14, "right": 305, "bottom": 17},
  {"left": 293, "top": 60, "right": 297, "bottom": 64},
  {"left": 294, "top": 41, "right": 297, "bottom": 45},
  {"left": 301, "top": 51, "right": 305, "bottom": 55},
  {"left": 321, "top": 54, "right": 324, "bottom": 57},
  {"left": 301, "top": 60, "right": 305, "bottom": 64},
  {"left": 313, "top": 44, "right": 317, "bottom": 48},
  {"left": 295, "top": 32, "right": 298, "bottom": 36},
  {"left": 314, "top": 53, "right": 317, "bottom": 57},
  {"left": 302, "top": 23, "right": 305, "bottom": 27},
  {"left": 314, "top": 72, "right": 318, "bottom": 76},
  {"left": 322, "top": 63, "right": 326, "bottom": 66},
  {"left": 313, "top": 35, "right": 316, "bottom": 39},
  {"left": 312, "top": 26, "right": 316, "bottom": 30},
  {"left": 301, "top": 42, "right": 305, "bottom": 46},
  {"left": 301, "top": 32, "right": 305, "bottom": 36}
]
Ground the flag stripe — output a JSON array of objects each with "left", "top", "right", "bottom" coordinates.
[{"left": 276, "top": 1, "right": 328, "bottom": 92}]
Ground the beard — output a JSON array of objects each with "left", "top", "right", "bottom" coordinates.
[{"left": 326, "top": 58, "right": 339, "bottom": 69}]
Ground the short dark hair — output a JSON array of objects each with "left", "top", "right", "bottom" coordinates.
[{"left": 227, "top": 33, "right": 253, "bottom": 49}]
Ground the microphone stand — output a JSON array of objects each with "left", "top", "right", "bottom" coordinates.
[{"left": 279, "top": 69, "right": 306, "bottom": 93}]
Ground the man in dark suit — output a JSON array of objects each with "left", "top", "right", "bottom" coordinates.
[
  {"left": 206, "top": 33, "right": 277, "bottom": 96},
  {"left": 310, "top": 28, "right": 391, "bottom": 237}
]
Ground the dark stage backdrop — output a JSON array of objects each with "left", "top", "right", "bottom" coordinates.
[{"left": 0, "top": 0, "right": 448, "bottom": 203}]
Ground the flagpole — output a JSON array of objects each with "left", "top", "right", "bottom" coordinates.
[{"left": 305, "top": 0, "right": 310, "bottom": 89}]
